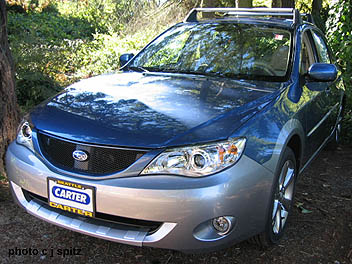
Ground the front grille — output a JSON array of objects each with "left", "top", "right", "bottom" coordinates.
[
  {"left": 23, "top": 190, "right": 162, "bottom": 233},
  {"left": 37, "top": 133, "right": 146, "bottom": 175}
]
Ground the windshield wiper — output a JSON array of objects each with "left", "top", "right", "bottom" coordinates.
[
  {"left": 128, "top": 66, "right": 149, "bottom": 72},
  {"left": 163, "top": 69, "right": 228, "bottom": 78},
  {"left": 132, "top": 67, "right": 227, "bottom": 78}
]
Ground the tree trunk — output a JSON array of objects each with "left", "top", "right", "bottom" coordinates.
[
  {"left": 272, "top": 0, "right": 282, "bottom": 7},
  {"left": 0, "top": 0, "right": 19, "bottom": 177},
  {"left": 312, "top": 0, "right": 324, "bottom": 31},
  {"left": 272, "top": 0, "right": 295, "bottom": 8},
  {"left": 281, "top": 0, "right": 295, "bottom": 8},
  {"left": 200, "top": 0, "right": 220, "bottom": 7},
  {"left": 312, "top": 0, "right": 322, "bottom": 14},
  {"left": 236, "top": 0, "right": 253, "bottom": 8}
]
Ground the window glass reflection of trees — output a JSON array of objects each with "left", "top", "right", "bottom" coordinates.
[{"left": 132, "top": 23, "right": 291, "bottom": 80}]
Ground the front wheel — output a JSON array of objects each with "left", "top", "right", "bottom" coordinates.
[{"left": 253, "top": 147, "right": 297, "bottom": 247}]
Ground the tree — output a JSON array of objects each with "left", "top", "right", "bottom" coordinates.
[
  {"left": 281, "top": 0, "right": 294, "bottom": 7},
  {"left": 312, "top": 0, "right": 322, "bottom": 12},
  {"left": 201, "top": 0, "right": 220, "bottom": 7},
  {"left": 0, "top": 0, "right": 19, "bottom": 177},
  {"left": 200, "top": 0, "right": 253, "bottom": 8},
  {"left": 236, "top": 0, "right": 253, "bottom": 7},
  {"left": 311, "top": 0, "right": 324, "bottom": 30},
  {"left": 272, "top": 0, "right": 295, "bottom": 8}
]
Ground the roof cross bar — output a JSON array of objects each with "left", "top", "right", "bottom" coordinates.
[{"left": 184, "top": 8, "right": 303, "bottom": 27}]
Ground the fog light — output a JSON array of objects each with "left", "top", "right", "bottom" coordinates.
[{"left": 212, "top": 216, "right": 232, "bottom": 235}]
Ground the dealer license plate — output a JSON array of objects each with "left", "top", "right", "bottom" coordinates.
[{"left": 48, "top": 178, "right": 95, "bottom": 218}]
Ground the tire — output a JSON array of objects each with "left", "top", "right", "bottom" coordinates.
[{"left": 253, "top": 147, "right": 297, "bottom": 248}]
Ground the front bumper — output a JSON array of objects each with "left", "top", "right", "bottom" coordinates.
[{"left": 6, "top": 141, "right": 274, "bottom": 252}]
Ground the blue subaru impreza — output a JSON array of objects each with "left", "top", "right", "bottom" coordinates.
[{"left": 6, "top": 8, "right": 345, "bottom": 252}]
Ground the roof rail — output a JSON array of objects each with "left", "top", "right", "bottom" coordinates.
[{"left": 184, "top": 8, "right": 303, "bottom": 27}]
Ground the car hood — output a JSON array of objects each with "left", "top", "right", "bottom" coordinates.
[{"left": 31, "top": 72, "right": 282, "bottom": 148}]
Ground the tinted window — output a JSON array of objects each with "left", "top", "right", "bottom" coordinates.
[
  {"left": 311, "top": 31, "right": 331, "bottom": 64},
  {"left": 300, "top": 32, "right": 316, "bottom": 74},
  {"left": 130, "top": 23, "right": 291, "bottom": 81}
]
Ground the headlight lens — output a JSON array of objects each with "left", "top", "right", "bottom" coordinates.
[
  {"left": 141, "top": 138, "right": 246, "bottom": 177},
  {"left": 16, "top": 119, "right": 34, "bottom": 151}
]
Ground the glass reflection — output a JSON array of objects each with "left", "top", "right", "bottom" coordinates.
[
  {"left": 131, "top": 23, "right": 291, "bottom": 81},
  {"left": 46, "top": 72, "right": 273, "bottom": 138}
]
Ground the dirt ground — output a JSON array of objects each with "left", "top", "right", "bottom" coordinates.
[{"left": 0, "top": 146, "right": 351, "bottom": 264}]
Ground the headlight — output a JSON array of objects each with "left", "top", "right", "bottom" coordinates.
[
  {"left": 16, "top": 119, "right": 34, "bottom": 151},
  {"left": 141, "top": 138, "right": 246, "bottom": 177}
]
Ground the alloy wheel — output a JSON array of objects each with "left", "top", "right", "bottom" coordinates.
[{"left": 272, "top": 160, "right": 295, "bottom": 234}]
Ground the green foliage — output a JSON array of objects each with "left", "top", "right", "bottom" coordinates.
[
  {"left": 8, "top": 10, "right": 96, "bottom": 41},
  {"left": 326, "top": 0, "right": 352, "bottom": 143},
  {"left": 16, "top": 71, "right": 61, "bottom": 110},
  {"left": 252, "top": 0, "right": 271, "bottom": 7},
  {"left": 7, "top": 0, "right": 159, "bottom": 111},
  {"left": 69, "top": 30, "right": 157, "bottom": 78},
  {"left": 7, "top": 5, "right": 95, "bottom": 110},
  {"left": 0, "top": 172, "right": 6, "bottom": 181},
  {"left": 6, "top": 0, "right": 55, "bottom": 13}
]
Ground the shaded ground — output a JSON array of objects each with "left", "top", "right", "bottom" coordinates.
[{"left": 0, "top": 147, "right": 351, "bottom": 264}]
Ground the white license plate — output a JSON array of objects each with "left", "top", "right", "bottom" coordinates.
[{"left": 47, "top": 178, "right": 95, "bottom": 217}]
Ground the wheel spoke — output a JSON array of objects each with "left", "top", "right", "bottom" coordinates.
[
  {"left": 274, "top": 205, "right": 281, "bottom": 234},
  {"left": 280, "top": 204, "right": 289, "bottom": 230},
  {"left": 272, "top": 200, "right": 280, "bottom": 234},
  {"left": 280, "top": 202, "right": 289, "bottom": 220},
  {"left": 283, "top": 167, "right": 295, "bottom": 190},
  {"left": 277, "top": 205, "right": 282, "bottom": 233},
  {"left": 278, "top": 162, "right": 288, "bottom": 189},
  {"left": 272, "top": 200, "right": 279, "bottom": 220}
]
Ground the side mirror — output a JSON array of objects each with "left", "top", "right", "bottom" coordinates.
[
  {"left": 119, "top": 53, "right": 134, "bottom": 68},
  {"left": 307, "top": 63, "right": 337, "bottom": 82}
]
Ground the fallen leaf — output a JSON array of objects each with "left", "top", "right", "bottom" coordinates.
[{"left": 301, "top": 207, "right": 313, "bottom": 214}]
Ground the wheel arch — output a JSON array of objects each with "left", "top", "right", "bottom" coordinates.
[
  {"left": 261, "top": 118, "right": 305, "bottom": 176},
  {"left": 286, "top": 134, "right": 302, "bottom": 173}
]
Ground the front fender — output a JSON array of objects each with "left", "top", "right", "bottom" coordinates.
[{"left": 231, "top": 88, "right": 305, "bottom": 175}]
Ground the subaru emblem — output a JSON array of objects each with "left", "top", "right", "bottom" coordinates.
[{"left": 72, "top": 150, "right": 89, "bottom": 162}]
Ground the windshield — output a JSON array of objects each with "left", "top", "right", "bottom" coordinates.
[{"left": 129, "top": 22, "right": 291, "bottom": 81}]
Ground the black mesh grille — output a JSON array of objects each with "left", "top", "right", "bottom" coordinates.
[
  {"left": 23, "top": 190, "right": 162, "bottom": 233},
  {"left": 38, "top": 133, "right": 146, "bottom": 175}
]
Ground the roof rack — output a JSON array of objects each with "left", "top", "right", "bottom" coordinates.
[{"left": 184, "top": 8, "right": 303, "bottom": 27}]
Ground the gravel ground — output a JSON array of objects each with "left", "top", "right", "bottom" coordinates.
[{"left": 0, "top": 147, "right": 351, "bottom": 264}]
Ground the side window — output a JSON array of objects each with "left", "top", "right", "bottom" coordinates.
[
  {"left": 311, "top": 31, "right": 331, "bottom": 64},
  {"left": 300, "top": 32, "right": 316, "bottom": 75}
]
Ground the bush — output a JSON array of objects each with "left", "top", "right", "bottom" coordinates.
[
  {"left": 7, "top": 1, "right": 151, "bottom": 111},
  {"left": 326, "top": 0, "right": 352, "bottom": 143},
  {"left": 7, "top": 7, "right": 97, "bottom": 111},
  {"left": 6, "top": 0, "right": 194, "bottom": 112},
  {"left": 16, "top": 71, "right": 61, "bottom": 111}
]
